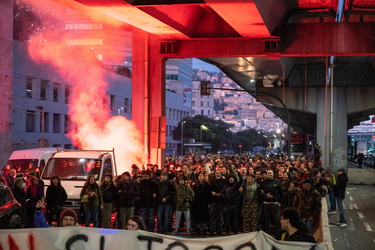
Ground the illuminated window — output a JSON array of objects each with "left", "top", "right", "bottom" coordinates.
[
  {"left": 26, "top": 77, "right": 33, "bottom": 98},
  {"left": 97, "top": 54, "right": 103, "bottom": 61}
]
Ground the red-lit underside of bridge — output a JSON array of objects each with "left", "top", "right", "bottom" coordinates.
[{"left": 67, "top": 0, "right": 375, "bottom": 165}]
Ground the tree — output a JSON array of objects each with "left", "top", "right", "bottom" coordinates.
[
  {"left": 172, "top": 115, "right": 233, "bottom": 153},
  {"left": 233, "top": 129, "right": 268, "bottom": 153},
  {"left": 172, "top": 115, "right": 269, "bottom": 154}
]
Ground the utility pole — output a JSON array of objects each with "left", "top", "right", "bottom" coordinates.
[
  {"left": 181, "top": 121, "right": 185, "bottom": 155},
  {"left": 36, "top": 106, "right": 45, "bottom": 147}
]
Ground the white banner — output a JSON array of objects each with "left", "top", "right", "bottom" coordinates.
[{"left": 0, "top": 228, "right": 331, "bottom": 250}]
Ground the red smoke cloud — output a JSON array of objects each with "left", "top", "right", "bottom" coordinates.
[{"left": 24, "top": 0, "right": 143, "bottom": 173}]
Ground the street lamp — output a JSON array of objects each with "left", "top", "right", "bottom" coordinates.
[
  {"left": 181, "top": 121, "right": 185, "bottom": 155},
  {"left": 36, "top": 106, "right": 45, "bottom": 147},
  {"left": 200, "top": 125, "right": 208, "bottom": 142}
]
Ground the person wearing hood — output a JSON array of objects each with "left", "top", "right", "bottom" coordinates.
[
  {"left": 221, "top": 165, "right": 243, "bottom": 235},
  {"left": 208, "top": 169, "right": 226, "bottom": 235},
  {"left": 293, "top": 178, "right": 322, "bottom": 233},
  {"left": 333, "top": 168, "right": 349, "bottom": 227}
]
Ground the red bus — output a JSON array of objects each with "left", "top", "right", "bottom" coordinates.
[{"left": 290, "top": 132, "right": 311, "bottom": 159}]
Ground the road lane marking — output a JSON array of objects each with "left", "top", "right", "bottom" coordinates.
[
  {"left": 349, "top": 204, "right": 353, "bottom": 210},
  {"left": 343, "top": 232, "right": 351, "bottom": 248},
  {"left": 349, "top": 196, "right": 354, "bottom": 201},
  {"left": 364, "top": 222, "right": 373, "bottom": 231},
  {"left": 358, "top": 212, "right": 364, "bottom": 220},
  {"left": 353, "top": 204, "right": 358, "bottom": 209},
  {"left": 347, "top": 191, "right": 350, "bottom": 194}
]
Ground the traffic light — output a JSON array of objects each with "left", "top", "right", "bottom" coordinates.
[{"left": 200, "top": 81, "right": 211, "bottom": 95}]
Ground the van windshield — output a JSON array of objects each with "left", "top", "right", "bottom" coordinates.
[
  {"left": 7, "top": 159, "right": 39, "bottom": 172},
  {"left": 42, "top": 158, "right": 101, "bottom": 180}
]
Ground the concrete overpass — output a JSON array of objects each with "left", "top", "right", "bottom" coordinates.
[{"left": 1, "top": 0, "right": 375, "bottom": 170}]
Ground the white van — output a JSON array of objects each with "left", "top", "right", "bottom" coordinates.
[
  {"left": 40, "top": 148, "right": 117, "bottom": 210},
  {"left": 7, "top": 148, "right": 57, "bottom": 172}
]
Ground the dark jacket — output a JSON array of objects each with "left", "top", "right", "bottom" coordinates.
[
  {"left": 11, "top": 185, "right": 27, "bottom": 224},
  {"left": 192, "top": 180, "right": 210, "bottom": 222},
  {"left": 282, "top": 187, "right": 298, "bottom": 209},
  {"left": 260, "top": 178, "right": 283, "bottom": 203},
  {"left": 46, "top": 185, "right": 67, "bottom": 210},
  {"left": 285, "top": 223, "right": 316, "bottom": 243},
  {"left": 117, "top": 179, "right": 140, "bottom": 207},
  {"left": 157, "top": 179, "right": 175, "bottom": 205},
  {"left": 333, "top": 172, "right": 348, "bottom": 199},
  {"left": 209, "top": 177, "right": 226, "bottom": 204},
  {"left": 139, "top": 179, "right": 158, "bottom": 208},
  {"left": 221, "top": 174, "right": 243, "bottom": 209},
  {"left": 100, "top": 181, "right": 117, "bottom": 204}
]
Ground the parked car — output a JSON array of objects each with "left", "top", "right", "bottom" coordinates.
[
  {"left": 364, "top": 156, "right": 375, "bottom": 168},
  {"left": 0, "top": 182, "right": 23, "bottom": 229}
]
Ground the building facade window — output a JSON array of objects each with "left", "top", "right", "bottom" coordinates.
[
  {"left": 26, "top": 110, "right": 36, "bottom": 132},
  {"left": 201, "top": 110, "right": 204, "bottom": 115},
  {"left": 124, "top": 98, "right": 129, "bottom": 113},
  {"left": 110, "top": 95, "right": 115, "bottom": 111},
  {"left": 53, "top": 113, "right": 61, "bottom": 133},
  {"left": 41, "top": 80, "right": 48, "bottom": 100},
  {"left": 64, "top": 115, "right": 69, "bottom": 134},
  {"left": 65, "top": 86, "right": 70, "bottom": 104},
  {"left": 26, "top": 77, "right": 33, "bottom": 98},
  {"left": 53, "top": 83, "right": 60, "bottom": 102}
]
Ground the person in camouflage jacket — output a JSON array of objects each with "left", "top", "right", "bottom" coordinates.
[
  {"left": 173, "top": 176, "right": 195, "bottom": 235},
  {"left": 293, "top": 178, "right": 322, "bottom": 233}
]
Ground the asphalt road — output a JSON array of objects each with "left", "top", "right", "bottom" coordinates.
[{"left": 328, "top": 184, "right": 375, "bottom": 249}]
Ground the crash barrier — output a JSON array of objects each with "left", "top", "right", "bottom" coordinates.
[
  {"left": 314, "top": 197, "right": 333, "bottom": 249},
  {"left": 0, "top": 227, "right": 331, "bottom": 250}
]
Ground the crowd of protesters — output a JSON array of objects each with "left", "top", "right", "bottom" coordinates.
[{"left": 0, "top": 149, "right": 349, "bottom": 242}]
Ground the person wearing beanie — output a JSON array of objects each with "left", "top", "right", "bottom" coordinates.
[{"left": 34, "top": 197, "right": 78, "bottom": 227}]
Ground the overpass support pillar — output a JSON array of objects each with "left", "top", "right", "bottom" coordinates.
[
  {"left": 316, "top": 87, "right": 348, "bottom": 173},
  {"left": 0, "top": 0, "right": 13, "bottom": 167},
  {"left": 132, "top": 29, "right": 166, "bottom": 168}
]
